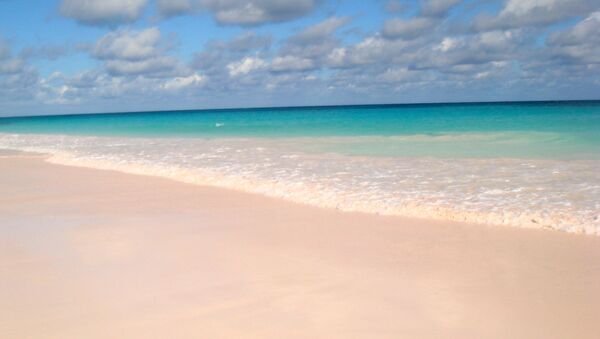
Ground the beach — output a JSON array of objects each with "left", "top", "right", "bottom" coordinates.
[
  {"left": 2, "top": 152, "right": 600, "bottom": 339},
  {"left": 2, "top": 0, "right": 600, "bottom": 336},
  {"left": 2, "top": 102, "right": 599, "bottom": 235}
]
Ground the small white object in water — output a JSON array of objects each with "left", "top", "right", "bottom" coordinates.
[{"left": 215, "top": 122, "right": 225, "bottom": 127}]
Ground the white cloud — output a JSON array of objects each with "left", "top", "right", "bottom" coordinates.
[
  {"left": 0, "top": 58, "right": 25, "bottom": 74},
  {"left": 209, "top": 0, "right": 315, "bottom": 25},
  {"left": 92, "top": 28, "right": 162, "bottom": 60},
  {"left": 162, "top": 73, "right": 205, "bottom": 90},
  {"left": 105, "top": 57, "right": 180, "bottom": 76},
  {"left": 0, "top": 38, "right": 28, "bottom": 78},
  {"left": 88, "top": 28, "right": 186, "bottom": 78},
  {"left": 290, "top": 16, "right": 350, "bottom": 43},
  {"left": 329, "top": 36, "right": 396, "bottom": 67},
  {"left": 60, "top": 0, "right": 149, "bottom": 26},
  {"left": 420, "top": 0, "right": 461, "bottom": 17},
  {"left": 436, "top": 37, "right": 459, "bottom": 52},
  {"left": 5, "top": 2, "right": 600, "bottom": 115},
  {"left": 278, "top": 16, "right": 349, "bottom": 65},
  {"left": 423, "top": 30, "right": 524, "bottom": 69},
  {"left": 473, "top": 0, "right": 597, "bottom": 30},
  {"left": 383, "top": 17, "right": 436, "bottom": 40},
  {"left": 166, "top": 0, "right": 316, "bottom": 25},
  {"left": 227, "top": 57, "right": 267, "bottom": 76},
  {"left": 547, "top": 11, "right": 600, "bottom": 46},
  {"left": 216, "top": 31, "right": 272, "bottom": 52},
  {"left": 271, "top": 56, "right": 314, "bottom": 72},
  {"left": 38, "top": 83, "right": 80, "bottom": 105},
  {"left": 326, "top": 47, "right": 347, "bottom": 67},
  {"left": 503, "top": 0, "right": 560, "bottom": 16},
  {"left": 157, "top": 0, "right": 194, "bottom": 17},
  {"left": 379, "top": 67, "right": 423, "bottom": 82},
  {"left": 546, "top": 11, "right": 600, "bottom": 64}
]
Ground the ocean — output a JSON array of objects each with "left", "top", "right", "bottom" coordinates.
[{"left": 1, "top": 101, "right": 599, "bottom": 234}]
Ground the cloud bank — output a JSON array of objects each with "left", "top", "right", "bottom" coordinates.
[{"left": 1, "top": 0, "right": 599, "bottom": 115}]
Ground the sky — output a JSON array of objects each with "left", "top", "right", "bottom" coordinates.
[{"left": 0, "top": 0, "right": 599, "bottom": 116}]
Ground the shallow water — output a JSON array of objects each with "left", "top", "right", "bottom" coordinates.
[{"left": 1, "top": 102, "right": 599, "bottom": 234}]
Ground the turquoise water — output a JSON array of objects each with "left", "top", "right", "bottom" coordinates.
[
  {"left": 1, "top": 101, "right": 599, "bottom": 234},
  {"left": 1, "top": 101, "right": 599, "bottom": 159}
]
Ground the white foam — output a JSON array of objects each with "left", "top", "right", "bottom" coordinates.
[{"left": 1, "top": 133, "right": 599, "bottom": 235}]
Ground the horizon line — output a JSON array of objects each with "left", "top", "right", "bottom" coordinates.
[{"left": 2, "top": 98, "right": 599, "bottom": 119}]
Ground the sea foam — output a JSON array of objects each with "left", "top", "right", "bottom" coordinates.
[{"left": 1, "top": 133, "right": 599, "bottom": 235}]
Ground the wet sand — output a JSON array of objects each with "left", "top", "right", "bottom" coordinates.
[{"left": 1, "top": 154, "right": 599, "bottom": 338}]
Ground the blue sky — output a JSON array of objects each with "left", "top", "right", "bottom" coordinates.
[{"left": 0, "top": 0, "right": 599, "bottom": 116}]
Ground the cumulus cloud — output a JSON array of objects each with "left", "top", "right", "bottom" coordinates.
[
  {"left": 382, "top": 0, "right": 461, "bottom": 40},
  {"left": 547, "top": 12, "right": 600, "bottom": 46},
  {"left": 546, "top": 12, "right": 600, "bottom": 65},
  {"left": 381, "top": 0, "right": 460, "bottom": 40},
  {"left": 5, "top": 1, "right": 600, "bottom": 115},
  {"left": 326, "top": 35, "right": 416, "bottom": 68},
  {"left": 193, "top": 31, "right": 271, "bottom": 77},
  {"left": 203, "top": 0, "right": 316, "bottom": 25},
  {"left": 105, "top": 56, "right": 181, "bottom": 77},
  {"left": 37, "top": 73, "right": 82, "bottom": 105},
  {"left": 60, "top": 0, "right": 149, "bottom": 26},
  {"left": 473, "top": 0, "right": 598, "bottom": 31},
  {"left": 420, "top": 0, "right": 461, "bottom": 17},
  {"left": 378, "top": 67, "right": 431, "bottom": 83},
  {"left": 0, "top": 38, "right": 27, "bottom": 75},
  {"left": 324, "top": 16, "right": 530, "bottom": 92},
  {"left": 190, "top": 17, "right": 347, "bottom": 93},
  {"left": 289, "top": 16, "right": 350, "bottom": 44},
  {"left": 157, "top": 0, "right": 316, "bottom": 25},
  {"left": 31, "top": 67, "right": 207, "bottom": 111},
  {"left": 227, "top": 56, "right": 267, "bottom": 76},
  {"left": 0, "top": 38, "right": 41, "bottom": 107},
  {"left": 218, "top": 31, "right": 271, "bottom": 53},
  {"left": 0, "top": 58, "right": 25, "bottom": 74},
  {"left": 271, "top": 56, "right": 314, "bottom": 72},
  {"left": 383, "top": 17, "right": 437, "bottom": 40},
  {"left": 90, "top": 28, "right": 186, "bottom": 78},
  {"left": 188, "top": 31, "right": 273, "bottom": 95},
  {"left": 276, "top": 16, "right": 350, "bottom": 69},
  {"left": 157, "top": 0, "right": 194, "bottom": 18},
  {"left": 92, "top": 28, "right": 163, "bottom": 60},
  {"left": 66, "top": 69, "right": 200, "bottom": 97},
  {"left": 1, "top": 30, "right": 206, "bottom": 112},
  {"left": 424, "top": 30, "right": 525, "bottom": 68},
  {"left": 162, "top": 73, "right": 205, "bottom": 90}
]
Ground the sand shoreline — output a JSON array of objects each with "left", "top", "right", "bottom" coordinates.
[
  {"left": 3, "top": 131, "right": 597, "bottom": 235},
  {"left": 1, "top": 154, "right": 600, "bottom": 338}
]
